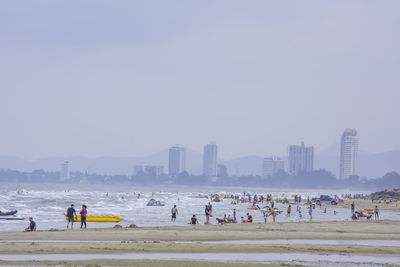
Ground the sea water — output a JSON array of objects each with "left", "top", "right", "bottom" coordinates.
[{"left": 0, "top": 182, "right": 396, "bottom": 232}]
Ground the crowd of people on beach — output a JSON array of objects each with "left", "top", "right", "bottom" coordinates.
[
  {"left": 20, "top": 191, "right": 390, "bottom": 232},
  {"left": 168, "top": 192, "right": 386, "bottom": 226}
]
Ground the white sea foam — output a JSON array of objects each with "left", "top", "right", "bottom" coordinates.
[{"left": 0, "top": 183, "right": 395, "bottom": 232}]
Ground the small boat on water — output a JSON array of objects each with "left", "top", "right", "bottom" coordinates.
[
  {"left": 0, "top": 210, "right": 17, "bottom": 216},
  {"left": 64, "top": 214, "right": 123, "bottom": 223},
  {"left": 146, "top": 199, "right": 165, "bottom": 206}
]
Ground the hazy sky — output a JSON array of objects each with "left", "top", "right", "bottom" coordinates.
[{"left": 1, "top": 1, "right": 399, "bottom": 160}]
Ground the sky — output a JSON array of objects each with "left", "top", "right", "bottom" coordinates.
[{"left": 0, "top": 0, "right": 399, "bottom": 161}]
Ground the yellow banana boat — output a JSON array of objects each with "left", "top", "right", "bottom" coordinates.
[{"left": 64, "top": 214, "right": 123, "bottom": 223}]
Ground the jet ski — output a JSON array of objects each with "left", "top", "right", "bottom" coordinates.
[{"left": 0, "top": 210, "right": 17, "bottom": 216}]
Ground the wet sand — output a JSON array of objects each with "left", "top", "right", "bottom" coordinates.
[
  {"left": 339, "top": 199, "right": 400, "bottom": 211},
  {"left": 1, "top": 220, "right": 399, "bottom": 266}
]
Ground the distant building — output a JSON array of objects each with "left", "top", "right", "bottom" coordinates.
[
  {"left": 262, "top": 157, "right": 284, "bottom": 177},
  {"left": 217, "top": 164, "right": 228, "bottom": 177},
  {"left": 133, "top": 165, "right": 143, "bottom": 176},
  {"left": 340, "top": 128, "right": 359, "bottom": 179},
  {"left": 168, "top": 145, "right": 186, "bottom": 176},
  {"left": 144, "top": 165, "right": 164, "bottom": 177},
  {"left": 288, "top": 142, "right": 314, "bottom": 174},
  {"left": 133, "top": 165, "right": 164, "bottom": 177},
  {"left": 203, "top": 142, "right": 218, "bottom": 176},
  {"left": 60, "top": 161, "right": 70, "bottom": 181}
]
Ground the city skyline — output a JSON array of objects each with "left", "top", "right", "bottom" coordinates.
[{"left": 10, "top": 131, "right": 396, "bottom": 178}]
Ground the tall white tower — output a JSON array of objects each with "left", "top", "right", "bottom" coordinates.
[
  {"left": 203, "top": 142, "right": 218, "bottom": 176},
  {"left": 168, "top": 145, "right": 186, "bottom": 176},
  {"left": 288, "top": 142, "right": 314, "bottom": 174},
  {"left": 60, "top": 161, "right": 70, "bottom": 181},
  {"left": 340, "top": 129, "right": 359, "bottom": 179}
]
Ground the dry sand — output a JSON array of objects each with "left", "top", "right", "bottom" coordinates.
[{"left": 1, "top": 220, "right": 400, "bottom": 266}]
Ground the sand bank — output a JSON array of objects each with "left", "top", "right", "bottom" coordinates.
[
  {"left": 1, "top": 220, "right": 399, "bottom": 266},
  {"left": 1, "top": 220, "right": 400, "bottom": 242}
]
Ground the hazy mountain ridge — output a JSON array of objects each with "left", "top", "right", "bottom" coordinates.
[{"left": 0, "top": 149, "right": 399, "bottom": 178}]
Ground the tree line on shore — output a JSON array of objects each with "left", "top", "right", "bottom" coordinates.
[{"left": 0, "top": 168, "right": 399, "bottom": 191}]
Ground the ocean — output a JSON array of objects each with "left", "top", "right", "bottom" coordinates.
[{"left": 0, "top": 182, "right": 394, "bottom": 232}]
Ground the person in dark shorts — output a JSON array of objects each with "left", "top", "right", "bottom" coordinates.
[
  {"left": 80, "top": 204, "right": 87, "bottom": 229},
  {"left": 171, "top": 205, "right": 178, "bottom": 222},
  {"left": 66, "top": 204, "right": 77, "bottom": 229},
  {"left": 24, "top": 217, "right": 36, "bottom": 232},
  {"left": 190, "top": 215, "right": 199, "bottom": 225}
]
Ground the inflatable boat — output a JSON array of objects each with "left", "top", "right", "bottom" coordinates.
[
  {"left": 146, "top": 199, "right": 165, "bottom": 206},
  {"left": 64, "top": 214, "right": 123, "bottom": 223}
]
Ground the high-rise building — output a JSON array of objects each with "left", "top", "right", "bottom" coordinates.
[
  {"left": 288, "top": 142, "right": 314, "bottom": 174},
  {"left": 60, "top": 161, "right": 70, "bottom": 181},
  {"left": 203, "top": 142, "right": 218, "bottom": 176},
  {"left": 262, "top": 157, "right": 284, "bottom": 177},
  {"left": 168, "top": 145, "right": 186, "bottom": 176},
  {"left": 340, "top": 128, "right": 359, "bottom": 179}
]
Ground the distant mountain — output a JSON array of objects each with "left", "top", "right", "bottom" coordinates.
[
  {"left": 314, "top": 150, "right": 400, "bottom": 178},
  {"left": 0, "top": 148, "right": 204, "bottom": 175}
]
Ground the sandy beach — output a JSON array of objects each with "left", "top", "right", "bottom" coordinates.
[{"left": 1, "top": 220, "right": 400, "bottom": 266}]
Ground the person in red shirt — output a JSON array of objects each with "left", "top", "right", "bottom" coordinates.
[{"left": 80, "top": 205, "right": 87, "bottom": 229}]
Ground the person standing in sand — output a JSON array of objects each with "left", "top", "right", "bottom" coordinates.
[
  {"left": 374, "top": 205, "right": 380, "bottom": 220},
  {"left": 206, "top": 202, "right": 212, "bottom": 214},
  {"left": 308, "top": 205, "right": 313, "bottom": 221},
  {"left": 66, "top": 204, "right": 77, "bottom": 229},
  {"left": 80, "top": 204, "right": 87, "bottom": 229},
  {"left": 171, "top": 205, "right": 178, "bottom": 222}
]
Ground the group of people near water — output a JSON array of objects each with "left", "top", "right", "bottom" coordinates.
[
  {"left": 66, "top": 204, "right": 88, "bottom": 229},
  {"left": 170, "top": 192, "right": 387, "bottom": 225},
  {"left": 350, "top": 202, "right": 380, "bottom": 221},
  {"left": 25, "top": 204, "right": 88, "bottom": 231}
]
